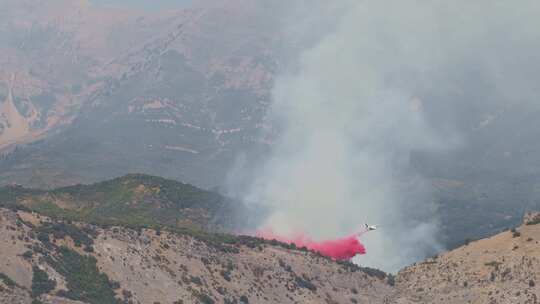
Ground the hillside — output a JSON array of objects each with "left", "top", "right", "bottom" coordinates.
[
  {"left": 394, "top": 212, "right": 540, "bottom": 303},
  {"left": 0, "top": 198, "right": 539, "bottom": 303},
  {"left": 0, "top": 174, "right": 246, "bottom": 232},
  {"left": 0, "top": 208, "right": 394, "bottom": 304}
]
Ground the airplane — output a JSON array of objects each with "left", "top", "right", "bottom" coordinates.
[{"left": 363, "top": 223, "right": 378, "bottom": 231}]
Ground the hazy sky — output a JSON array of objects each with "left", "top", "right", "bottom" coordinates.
[{"left": 90, "top": 0, "right": 194, "bottom": 10}]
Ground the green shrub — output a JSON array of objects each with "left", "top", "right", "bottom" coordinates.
[
  {"left": 526, "top": 216, "right": 540, "bottom": 225},
  {"left": 37, "top": 232, "right": 50, "bottom": 243},
  {"left": 511, "top": 228, "right": 521, "bottom": 238},
  {"left": 0, "top": 272, "right": 17, "bottom": 287},
  {"left": 485, "top": 261, "right": 502, "bottom": 269},
  {"left": 358, "top": 266, "right": 388, "bottom": 280},
  {"left": 220, "top": 270, "right": 232, "bottom": 282},
  {"left": 294, "top": 274, "right": 317, "bottom": 292},
  {"left": 22, "top": 250, "right": 33, "bottom": 259},
  {"left": 189, "top": 276, "right": 202, "bottom": 286},
  {"left": 31, "top": 266, "right": 56, "bottom": 297},
  {"left": 37, "top": 223, "right": 94, "bottom": 247},
  {"left": 197, "top": 293, "right": 215, "bottom": 304},
  {"left": 387, "top": 274, "right": 396, "bottom": 286},
  {"left": 47, "top": 247, "right": 120, "bottom": 304}
]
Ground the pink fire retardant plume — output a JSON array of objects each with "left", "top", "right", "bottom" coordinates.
[{"left": 257, "top": 230, "right": 366, "bottom": 260}]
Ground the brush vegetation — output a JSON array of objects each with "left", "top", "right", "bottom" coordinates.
[
  {"left": 0, "top": 174, "right": 238, "bottom": 231},
  {"left": 0, "top": 272, "right": 17, "bottom": 288},
  {"left": 45, "top": 247, "right": 120, "bottom": 304}
]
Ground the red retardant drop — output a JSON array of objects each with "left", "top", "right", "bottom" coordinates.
[{"left": 258, "top": 231, "right": 366, "bottom": 260}]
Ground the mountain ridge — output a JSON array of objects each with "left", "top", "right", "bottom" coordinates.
[
  {"left": 0, "top": 206, "right": 538, "bottom": 303},
  {"left": 0, "top": 173, "right": 247, "bottom": 233}
]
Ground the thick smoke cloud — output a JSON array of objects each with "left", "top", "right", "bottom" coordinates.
[{"left": 231, "top": 1, "right": 540, "bottom": 271}]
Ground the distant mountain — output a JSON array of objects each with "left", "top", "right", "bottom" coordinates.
[{"left": 0, "top": 0, "right": 279, "bottom": 188}]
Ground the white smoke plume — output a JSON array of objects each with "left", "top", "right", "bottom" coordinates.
[{"left": 233, "top": 1, "right": 540, "bottom": 272}]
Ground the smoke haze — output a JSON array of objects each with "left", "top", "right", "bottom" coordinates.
[
  {"left": 237, "top": 1, "right": 540, "bottom": 271},
  {"left": 2, "top": 0, "right": 540, "bottom": 272}
]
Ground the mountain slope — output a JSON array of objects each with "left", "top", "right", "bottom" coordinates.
[
  {"left": 394, "top": 212, "right": 540, "bottom": 303},
  {"left": 0, "top": 0, "right": 279, "bottom": 189},
  {"left": 1, "top": 192, "right": 539, "bottom": 303},
  {"left": 0, "top": 208, "right": 394, "bottom": 304}
]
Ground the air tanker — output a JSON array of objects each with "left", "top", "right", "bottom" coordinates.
[{"left": 363, "top": 223, "right": 378, "bottom": 231}]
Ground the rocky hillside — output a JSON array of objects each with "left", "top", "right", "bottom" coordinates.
[
  {"left": 394, "top": 212, "right": 540, "bottom": 304},
  {"left": 0, "top": 208, "right": 394, "bottom": 304},
  {"left": 0, "top": 198, "right": 539, "bottom": 303}
]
